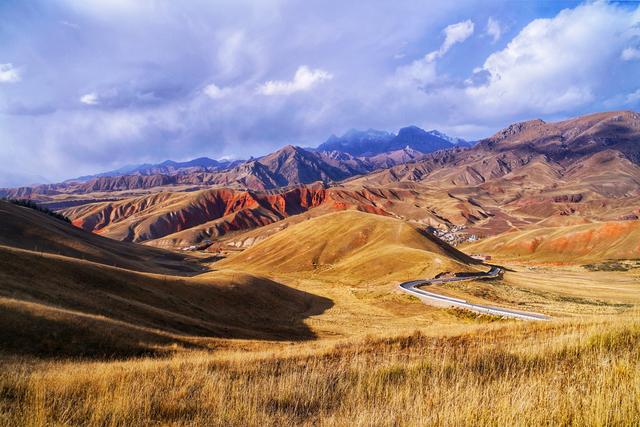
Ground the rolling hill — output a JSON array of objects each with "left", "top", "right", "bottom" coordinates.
[
  {"left": 0, "top": 200, "right": 197, "bottom": 274},
  {"left": 0, "top": 246, "right": 331, "bottom": 358},
  {"left": 0, "top": 200, "right": 332, "bottom": 358},
  {"left": 60, "top": 184, "right": 490, "bottom": 249},
  {"left": 463, "top": 220, "right": 640, "bottom": 263},
  {"left": 217, "top": 210, "right": 478, "bottom": 283}
]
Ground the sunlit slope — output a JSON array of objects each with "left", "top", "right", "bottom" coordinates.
[
  {"left": 218, "top": 210, "right": 477, "bottom": 282},
  {"left": 0, "top": 245, "right": 331, "bottom": 358},
  {"left": 464, "top": 220, "right": 640, "bottom": 262},
  {"left": 0, "top": 200, "right": 196, "bottom": 274}
]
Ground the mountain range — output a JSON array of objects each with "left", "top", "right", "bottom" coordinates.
[
  {"left": 72, "top": 157, "right": 244, "bottom": 181},
  {"left": 67, "top": 125, "right": 468, "bottom": 182},
  {"left": 0, "top": 126, "right": 467, "bottom": 197},
  {"left": 2, "top": 110, "right": 639, "bottom": 252},
  {"left": 317, "top": 126, "right": 471, "bottom": 156},
  {"left": 0, "top": 109, "right": 626, "bottom": 253}
]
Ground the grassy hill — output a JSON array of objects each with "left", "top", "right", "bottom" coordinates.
[
  {"left": 218, "top": 210, "right": 478, "bottom": 283},
  {"left": 2, "top": 314, "right": 639, "bottom": 426},
  {"left": 0, "top": 200, "right": 197, "bottom": 274},
  {"left": 0, "top": 245, "right": 331, "bottom": 358},
  {"left": 0, "top": 201, "right": 332, "bottom": 359},
  {"left": 464, "top": 220, "right": 640, "bottom": 263}
]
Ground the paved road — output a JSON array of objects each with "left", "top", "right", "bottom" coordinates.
[{"left": 399, "top": 267, "right": 550, "bottom": 321}]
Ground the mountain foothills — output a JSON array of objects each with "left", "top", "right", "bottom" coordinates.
[{"left": 3, "top": 110, "right": 637, "bottom": 254}]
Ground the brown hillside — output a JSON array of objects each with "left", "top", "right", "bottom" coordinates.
[
  {"left": 62, "top": 185, "right": 470, "bottom": 249},
  {"left": 0, "top": 245, "right": 331, "bottom": 358},
  {"left": 0, "top": 200, "right": 196, "bottom": 274},
  {"left": 463, "top": 220, "right": 640, "bottom": 263},
  {"left": 217, "top": 210, "right": 477, "bottom": 283}
]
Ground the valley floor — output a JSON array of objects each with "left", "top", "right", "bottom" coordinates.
[{"left": 2, "top": 257, "right": 640, "bottom": 426}]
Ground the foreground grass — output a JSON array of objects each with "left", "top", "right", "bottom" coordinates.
[{"left": 2, "top": 314, "right": 639, "bottom": 426}]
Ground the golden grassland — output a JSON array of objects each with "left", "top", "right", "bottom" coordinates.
[
  {"left": 2, "top": 208, "right": 640, "bottom": 426},
  {"left": 215, "top": 210, "right": 478, "bottom": 283},
  {"left": 1, "top": 314, "right": 639, "bottom": 426},
  {"left": 462, "top": 220, "right": 640, "bottom": 263},
  {"left": 425, "top": 264, "right": 640, "bottom": 317},
  {"left": 0, "top": 244, "right": 336, "bottom": 357}
]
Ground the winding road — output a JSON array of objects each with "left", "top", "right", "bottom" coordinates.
[{"left": 399, "top": 267, "right": 550, "bottom": 321}]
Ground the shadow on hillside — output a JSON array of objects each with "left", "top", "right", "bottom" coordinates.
[
  {"left": 416, "top": 228, "right": 482, "bottom": 265},
  {"left": 0, "top": 247, "right": 334, "bottom": 361},
  {"left": 0, "top": 302, "right": 191, "bottom": 360},
  {"left": 0, "top": 200, "right": 205, "bottom": 277}
]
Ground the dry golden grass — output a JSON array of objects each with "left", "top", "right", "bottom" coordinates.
[
  {"left": 216, "top": 210, "right": 478, "bottom": 284},
  {"left": 2, "top": 206, "right": 640, "bottom": 426},
  {"left": 0, "top": 200, "right": 198, "bottom": 274},
  {"left": 1, "top": 314, "right": 639, "bottom": 426},
  {"left": 0, "top": 245, "right": 332, "bottom": 358},
  {"left": 463, "top": 220, "right": 640, "bottom": 263},
  {"left": 423, "top": 263, "right": 640, "bottom": 317}
]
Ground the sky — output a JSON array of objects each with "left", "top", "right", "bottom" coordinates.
[{"left": 1, "top": 0, "right": 640, "bottom": 186}]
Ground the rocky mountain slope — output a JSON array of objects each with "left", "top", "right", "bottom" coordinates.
[
  {"left": 62, "top": 183, "right": 479, "bottom": 248},
  {"left": 0, "top": 145, "right": 417, "bottom": 197},
  {"left": 349, "top": 111, "right": 640, "bottom": 232},
  {"left": 1, "top": 126, "right": 468, "bottom": 198},
  {"left": 357, "top": 111, "right": 640, "bottom": 187}
]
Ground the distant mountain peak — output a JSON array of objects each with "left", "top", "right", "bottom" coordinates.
[
  {"left": 317, "top": 125, "right": 465, "bottom": 157},
  {"left": 71, "top": 156, "right": 242, "bottom": 182},
  {"left": 426, "top": 129, "right": 468, "bottom": 146},
  {"left": 279, "top": 144, "right": 302, "bottom": 152},
  {"left": 398, "top": 125, "right": 425, "bottom": 133}
]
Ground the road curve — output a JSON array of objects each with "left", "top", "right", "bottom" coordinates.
[{"left": 399, "top": 267, "right": 550, "bottom": 321}]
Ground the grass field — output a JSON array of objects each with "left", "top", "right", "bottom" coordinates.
[
  {"left": 1, "top": 314, "right": 639, "bottom": 426},
  {"left": 425, "top": 264, "right": 640, "bottom": 317},
  {"left": 2, "top": 208, "right": 640, "bottom": 426},
  {"left": 463, "top": 220, "right": 640, "bottom": 263}
]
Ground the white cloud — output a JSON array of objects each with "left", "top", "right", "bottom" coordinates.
[
  {"left": 427, "top": 19, "right": 475, "bottom": 61},
  {"left": 608, "top": 87, "right": 640, "bottom": 107},
  {"left": 624, "top": 88, "right": 640, "bottom": 104},
  {"left": 0, "top": 63, "right": 21, "bottom": 83},
  {"left": 393, "top": 58, "right": 437, "bottom": 88},
  {"left": 59, "top": 20, "right": 80, "bottom": 29},
  {"left": 621, "top": 47, "right": 640, "bottom": 61},
  {"left": 80, "top": 92, "right": 99, "bottom": 105},
  {"left": 393, "top": 19, "right": 474, "bottom": 87},
  {"left": 203, "top": 83, "right": 230, "bottom": 99},
  {"left": 465, "top": 2, "right": 640, "bottom": 117},
  {"left": 486, "top": 17, "right": 502, "bottom": 42},
  {"left": 258, "top": 66, "right": 333, "bottom": 96}
]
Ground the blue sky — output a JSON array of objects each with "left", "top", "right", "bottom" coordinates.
[{"left": 1, "top": 0, "right": 639, "bottom": 186}]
